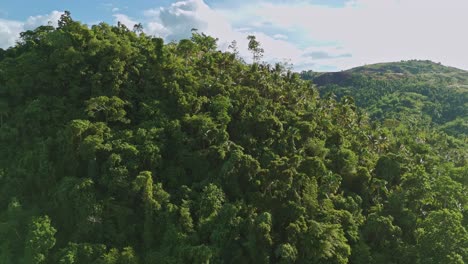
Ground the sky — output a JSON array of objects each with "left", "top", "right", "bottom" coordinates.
[{"left": 1, "top": 0, "right": 467, "bottom": 72}]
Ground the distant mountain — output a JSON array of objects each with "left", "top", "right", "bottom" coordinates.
[
  {"left": 308, "top": 60, "right": 468, "bottom": 85},
  {"left": 301, "top": 60, "right": 468, "bottom": 136},
  {"left": 348, "top": 60, "right": 468, "bottom": 76}
]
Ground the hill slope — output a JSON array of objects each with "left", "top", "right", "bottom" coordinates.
[
  {"left": 0, "top": 15, "right": 466, "bottom": 264},
  {"left": 301, "top": 60, "right": 468, "bottom": 136}
]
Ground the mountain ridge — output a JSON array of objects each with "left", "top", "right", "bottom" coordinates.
[
  {"left": 301, "top": 60, "right": 468, "bottom": 137},
  {"left": 304, "top": 60, "right": 468, "bottom": 87}
]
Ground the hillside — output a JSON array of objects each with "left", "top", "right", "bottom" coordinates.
[
  {"left": 309, "top": 60, "right": 468, "bottom": 84},
  {"left": 349, "top": 60, "right": 468, "bottom": 77},
  {"left": 301, "top": 60, "right": 468, "bottom": 136},
  {"left": 0, "top": 14, "right": 466, "bottom": 264}
]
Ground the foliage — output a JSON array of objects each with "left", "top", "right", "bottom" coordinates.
[{"left": 0, "top": 14, "right": 466, "bottom": 263}]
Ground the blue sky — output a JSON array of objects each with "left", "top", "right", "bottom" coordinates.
[{"left": 1, "top": 0, "right": 467, "bottom": 71}]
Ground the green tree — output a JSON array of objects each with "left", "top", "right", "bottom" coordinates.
[
  {"left": 23, "top": 216, "right": 57, "bottom": 264},
  {"left": 247, "top": 35, "right": 264, "bottom": 63},
  {"left": 85, "top": 96, "right": 130, "bottom": 124},
  {"left": 416, "top": 209, "right": 468, "bottom": 264}
]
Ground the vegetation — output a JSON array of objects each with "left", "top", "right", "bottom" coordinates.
[
  {"left": 0, "top": 13, "right": 466, "bottom": 263},
  {"left": 301, "top": 60, "right": 468, "bottom": 136}
]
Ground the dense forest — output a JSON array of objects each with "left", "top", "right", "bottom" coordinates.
[
  {"left": 301, "top": 60, "right": 468, "bottom": 136},
  {"left": 0, "top": 13, "right": 466, "bottom": 264}
]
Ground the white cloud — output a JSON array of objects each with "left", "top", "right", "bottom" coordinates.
[
  {"left": 138, "top": 0, "right": 314, "bottom": 66},
  {"left": 24, "top": 11, "right": 63, "bottom": 29},
  {"left": 241, "top": 0, "right": 468, "bottom": 70},
  {"left": 4, "top": 1, "right": 468, "bottom": 72},
  {"left": 273, "top": 34, "right": 288, "bottom": 40},
  {"left": 0, "top": 19, "right": 23, "bottom": 49},
  {"left": 113, "top": 13, "right": 138, "bottom": 29},
  {"left": 136, "top": 0, "right": 467, "bottom": 71},
  {"left": 146, "top": 21, "right": 170, "bottom": 38},
  {"left": 149, "top": 0, "right": 232, "bottom": 41},
  {"left": 0, "top": 11, "right": 63, "bottom": 49},
  {"left": 127, "top": 0, "right": 365, "bottom": 70}
]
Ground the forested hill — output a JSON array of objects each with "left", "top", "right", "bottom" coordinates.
[
  {"left": 301, "top": 60, "right": 468, "bottom": 137},
  {"left": 0, "top": 14, "right": 467, "bottom": 264}
]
